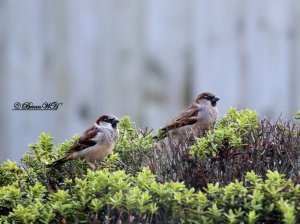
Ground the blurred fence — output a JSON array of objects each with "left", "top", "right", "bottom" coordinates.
[{"left": 1, "top": 0, "right": 300, "bottom": 162}]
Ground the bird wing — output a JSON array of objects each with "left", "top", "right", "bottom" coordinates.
[
  {"left": 66, "top": 126, "right": 99, "bottom": 154},
  {"left": 163, "top": 103, "right": 201, "bottom": 131}
]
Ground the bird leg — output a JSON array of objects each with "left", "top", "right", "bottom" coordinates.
[{"left": 86, "top": 162, "right": 97, "bottom": 171}]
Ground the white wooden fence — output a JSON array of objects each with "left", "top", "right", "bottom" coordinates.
[{"left": 1, "top": 0, "right": 300, "bottom": 162}]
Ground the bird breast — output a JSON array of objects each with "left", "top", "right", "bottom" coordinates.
[
  {"left": 78, "top": 128, "right": 117, "bottom": 163},
  {"left": 83, "top": 141, "right": 116, "bottom": 163},
  {"left": 196, "top": 106, "right": 218, "bottom": 129}
]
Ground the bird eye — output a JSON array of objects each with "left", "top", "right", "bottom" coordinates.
[
  {"left": 204, "top": 95, "right": 214, "bottom": 100},
  {"left": 106, "top": 117, "right": 114, "bottom": 122}
]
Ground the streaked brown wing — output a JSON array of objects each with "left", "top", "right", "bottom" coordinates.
[
  {"left": 163, "top": 117, "right": 198, "bottom": 131},
  {"left": 163, "top": 104, "right": 200, "bottom": 131},
  {"left": 66, "top": 126, "right": 98, "bottom": 154},
  {"left": 173, "top": 104, "right": 199, "bottom": 121},
  {"left": 82, "top": 125, "right": 96, "bottom": 134}
]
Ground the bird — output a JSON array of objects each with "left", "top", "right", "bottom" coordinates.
[
  {"left": 155, "top": 92, "right": 219, "bottom": 139},
  {"left": 47, "top": 114, "right": 119, "bottom": 170}
]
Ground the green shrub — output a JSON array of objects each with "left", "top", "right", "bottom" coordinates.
[
  {"left": 183, "top": 108, "right": 300, "bottom": 188},
  {"left": 190, "top": 107, "right": 259, "bottom": 158},
  {"left": 114, "top": 116, "right": 154, "bottom": 174},
  {"left": 296, "top": 111, "right": 300, "bottom": 120},
  {"left": 1, "top": 110, "right": 300, "bottom": 223},
  {"left": 1, "top": 162, "right": 300, "bottom": 223}
]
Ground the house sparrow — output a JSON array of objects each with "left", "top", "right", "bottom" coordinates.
[
  {"left": 156, "top": 92, "right": 219, "bottom": 139},
  {"left": 48, "top": 114, "right": 119, "bottom": 170}
]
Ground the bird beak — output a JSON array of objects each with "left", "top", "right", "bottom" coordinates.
[{"left": 212, "top": 97, "right": 220, "bottom": 103}]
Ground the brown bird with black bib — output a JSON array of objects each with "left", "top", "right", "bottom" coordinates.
[
  {"left": 48, "top": 114, "right": 119, "bottom": 170},
  {"left": 157, "top": 92, "right": 219, "bottom": 139}
]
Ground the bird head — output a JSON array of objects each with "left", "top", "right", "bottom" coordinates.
[
  {"left": 196, "top": 92, "right": 220, "bottom": 107},
  {"left": 96, "top": 114, "right": 119, "bottom": 129}
]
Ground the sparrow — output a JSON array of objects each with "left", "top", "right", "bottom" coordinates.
[
  {"left": 48, "top": 114, "right": 119, "bottom": 170},
  {"left": 156, "top": 92, "right": 219, "bottom": 139}
]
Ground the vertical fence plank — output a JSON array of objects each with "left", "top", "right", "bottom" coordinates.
[
  {"left": 141, "top": 0, "right": 192, "bottom": 129},
  {"left": 0, "top": 0, "right": 9, "bottom": 160},
  {"left": 290, "top": 0, "right": 300, "bottom": 116},
  {"left": 192, "top": 0, "right": 242, "bottom": 115},
  {"left": 241, "top": 0, "right": 292, "bottom": 119},
  {"left": 193, "top": 0, "right": 295, "bottom": 119},
  {"left": 4, "top": 0, "right": 52, "bottom": 161}
]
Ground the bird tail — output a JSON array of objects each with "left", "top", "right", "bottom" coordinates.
[{"left": 47, "top": 155, "right": 72, "bottom": 168}]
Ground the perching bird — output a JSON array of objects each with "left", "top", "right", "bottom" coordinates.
[
  {"left": 48, "top": 114, "right": 119, "bottom": 170},
  {"left": 156, "top": 92, "right": 219, "bottom": 139}
]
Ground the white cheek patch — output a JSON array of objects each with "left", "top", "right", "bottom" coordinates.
[{"left": 99, "top": 121, "right": 112, "bottom": 128}]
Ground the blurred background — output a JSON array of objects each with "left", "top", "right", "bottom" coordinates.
[{"left": 1, "top": 0, "right": 300, "bottom": 163}]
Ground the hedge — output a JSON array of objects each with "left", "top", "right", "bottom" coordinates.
[{"left": 0, "top": 108, "right": 300, "bottom": 223}]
